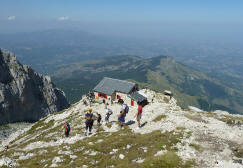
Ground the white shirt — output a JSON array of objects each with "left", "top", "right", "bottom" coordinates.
[{"left": 121, "top": 104, "right": 126, "bottom": 112}]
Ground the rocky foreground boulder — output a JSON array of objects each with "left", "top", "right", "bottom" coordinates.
[{"left": 0, "top": 49, "right": 69, "bottom": 124}]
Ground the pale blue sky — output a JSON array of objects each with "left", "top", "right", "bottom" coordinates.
[{"left": 1, "top": 0, "right": 243, "bottom": 37}]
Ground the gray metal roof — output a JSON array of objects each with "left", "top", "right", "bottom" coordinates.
[
  {"left": 128, "top": 91, "right": 147, "bottom": 103},
  {"left": 93, "top": 77, "right": 136, "bottom": 95}
]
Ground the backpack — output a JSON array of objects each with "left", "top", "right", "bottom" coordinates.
[
  {"left": 124, "top": 104, "right": 129, "bottom": 114},
  {"left": 66, "top": 123, "right": 70, "bottom": 132}
]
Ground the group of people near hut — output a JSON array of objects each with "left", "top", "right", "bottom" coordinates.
[{"left": 64, "top": 98, "right": 143, "bottom": 137}]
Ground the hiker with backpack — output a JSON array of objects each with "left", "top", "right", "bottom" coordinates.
[
  {"left": 105, "top": 108, "right": 113, "bottom": 124},
  {"left": 85, "top": 108, "right": 95, "bottom": 136},
  {"left": 88, "top": 97, "right": 93, "bottom": 107},
  {"left": 117, "top": 99, "right": 129, "bottom": 128},
  {"left": 64, "top": 122, "right": 70, "bottom": 137},
  {"left": 95, "top": 112, "right": 102, "bottom": 126}
]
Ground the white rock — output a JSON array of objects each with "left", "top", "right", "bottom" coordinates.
[
  {"left": 40, "top": 159, "right": 46, "bottom": 163},
  {"left": 89, "top": 151, "right": 97, "bottom": 156},
  {"left": 18, "top": 153, "right": 34, "bottom": 160},
  {"left": 12, "top": 152, "right": 24, "bottom": 157},
  {"left": 70, "top": 155, "right": 78, "bottom": 159},
  {"left": 136, "top": 158, "right": 145, "bottom": 163},
  {"left": 154, "top": 150, "right": 167, "bottom": 156},
  {"left": 38, "top": 150, "right": 48, "bottom": 155},
  {"left": 24, "top": 134, "right": 85, "bottom": 151},
  {"left": 88, "top": 142, "right": 94, "bottom": 145},
  {"left": 188, "top": 106, "right": 204, "bottom": 112},
  {"left": 50, "top": 163, "right": 58, "bottom": 167},
  {"left": 0, "top": 157, "right": 18, "bottom": 167},
  {"left": 58, "top": 150, "right": 72, "bottom": 155},
  {"left": 119, "top": 154, "right": 125, "bottom": 159},
  {"left": 126, "top": 144, "right": 131, "bottom": 149},
  {"left": 97, "top": 139, "right": 103, "bottom": 143},
  {"left": 52, "top": 156, "right": 63, "bottom": 163},
  {"left": 113, "top": 149, "right": 118, "bottom": 152}
]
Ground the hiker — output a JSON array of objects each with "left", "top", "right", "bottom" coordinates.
[
  {"left": 105, "top": 108, "right": 113, "bottom": 124},
  {"left": 85, "top": 108, "right": 94, "bottom": 135},
  {"left": 90, "top": 92, "right": 95, "bottom": 99},
  {"left": 64, "top": 122, "right": 70, "bottom": 137},
  {"left": 88, "top": 97, "right": 93, "bottom": 107},
  {"left": 117, "top": 99, "right": 129, "bottom": 128},
  {"left": 96, "top": 112, "right": 102, "bottom": 126},
  {"left": 135, "top": 102, "right": 143, "bottom": 128},
  {"left": 4, "top": 145, "right": 9, "bottom": 150},
  {"left": 83, "top": 99, "right": 88, "bottom": 106}
]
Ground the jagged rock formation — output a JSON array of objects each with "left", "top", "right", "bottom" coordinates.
[{"left": 0, "top": 49, "right": 69, "bottom": 124}]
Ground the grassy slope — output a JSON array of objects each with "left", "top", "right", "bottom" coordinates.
[
  {"left": 52, "top": 55, "right": 243, "bottom": 114},
  {"left": 1, "top": 92, "right": 243, "bottom": 167},
  {"left": 0, "top": 102, "right": 196, "bottom": 168}
]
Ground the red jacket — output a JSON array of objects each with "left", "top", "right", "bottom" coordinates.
[
  {"left": 64, "top": 123, "right": 68, "bottom": 132},
  {"left": 138, "top": 105, "right": 142, "bottom": 115}
]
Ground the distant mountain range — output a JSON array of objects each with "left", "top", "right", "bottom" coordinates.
[
  {"left": 52, "top": 55, "right": 243, "bottom": 115},
  {"left": 1, "top": 30, "right": 243, "bottom": 114},
  {"left": 1, "top": 29, "right": 243, "bottom": 93}
]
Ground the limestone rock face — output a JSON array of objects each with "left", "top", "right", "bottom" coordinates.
[{"left": 0, "top": 49, "right": 70, "bottom": 124}]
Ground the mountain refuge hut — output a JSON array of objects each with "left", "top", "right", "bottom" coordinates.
[{"left": 93, "top": 77, "right": 147, "bottom": 106}]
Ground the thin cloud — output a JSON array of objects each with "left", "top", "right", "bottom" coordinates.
[
  {"left": 8, "top": 16, "right": 16, "bottom": 20},
  {"left": 58, "top": 16, "right": 69, "bottom": 21}
]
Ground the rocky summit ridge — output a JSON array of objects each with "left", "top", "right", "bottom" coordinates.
[
  {"left": 0, "top": 49, "right": 70, "bottom": 124},
  {"left": 0, "top": 89, "right": 242, "bottom": 168}
]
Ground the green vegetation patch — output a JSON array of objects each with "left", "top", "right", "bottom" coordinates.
[
  {"left": 163, "top": 97, "right": 170, "bottom": 103},
  {"left": 189, "top": 143, "right": 203, "bottom": 152},
  {"left": 143, "top": 151, "right": 196, "bottom": 168},
  {"left": 93, "top": 99, "right": 102, "bottom": 104},
  {"left": 0, "top": 124, "right": 11, "bottom": 130},
  {"left": 184, "top": 114, "right": 207, "bottom": 123},
  {"left": 153, "top": 114, "right": 167, "bottom": 122},
  {"left": 1, "top": 116, "right": 195, "bottom": 167},
  {"left": 106, "top": 123, "right": 112, "bottom": 128},
  {"left": 205, "top": 112, "right": 243, "bottom": 126},
  {"left": 26, "top": 119, "right": 46, "bottom": 135},
  {"left": 16, "top": 147, "right": 59, "bottom": 168},
  {"left": 15, "top": 120, "right": 57, "bottom": 149},
  {"left": 65, "top": 128, "right": 188, "bottom": 167},
  {"left": 219, "top": 115, "right": 243, "bottom": 126},
  {"left": 234, "top": 148, "right": 243, "bottom": 158}
]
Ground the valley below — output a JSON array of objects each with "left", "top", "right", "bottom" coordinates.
[{"left": 51, "top": 55, "right": 243, "bottom": 115}]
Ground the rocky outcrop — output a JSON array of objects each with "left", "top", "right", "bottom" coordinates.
[
  {"left": 0, "top": 89, "right": 242, "bottom": 167},
  {"left": 0, "top": 49, "right": 69, "bottom": 124}
]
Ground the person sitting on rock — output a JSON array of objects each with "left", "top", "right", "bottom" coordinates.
[{"left": 85, "top": 108, "right": 95, "bottom": 136}]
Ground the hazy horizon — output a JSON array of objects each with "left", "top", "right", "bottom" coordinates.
[{"left": 1, "top": 0, "right": 243, "bottom": 43}]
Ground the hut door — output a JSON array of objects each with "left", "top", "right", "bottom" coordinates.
[{"left": 131, "top": 99, "right": 134, "bottom": 106}]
